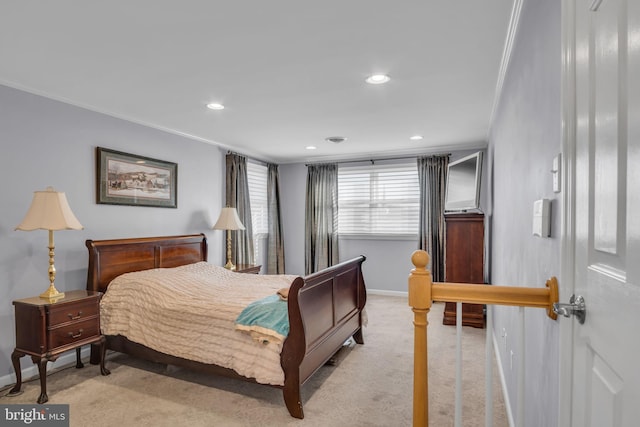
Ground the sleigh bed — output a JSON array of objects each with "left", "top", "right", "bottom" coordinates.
[{"left": 85, "top": 234, "right": 367, "bottom": 419}]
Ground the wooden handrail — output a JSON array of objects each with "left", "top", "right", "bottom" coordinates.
[
  {"left": 433, "top": 281, "right": 559, "bottom": 319},
  {"left": 408, "top": 250, "right": 559, "bottom": 427}
]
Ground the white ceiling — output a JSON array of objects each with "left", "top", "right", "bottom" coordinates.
[{"left": 0, "top": 1, "right": 514, "bottom": 164}]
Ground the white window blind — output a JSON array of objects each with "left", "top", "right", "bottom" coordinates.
[
  {"left": 338, "top": 162, "right": 419, "bottom": 235},
  {"left": 247, "top": 162, "right": 268, "bottom": 262}
]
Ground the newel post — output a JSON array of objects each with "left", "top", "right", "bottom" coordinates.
[{"left": 408, "top": 250, "right": 432, "bottom": 427}]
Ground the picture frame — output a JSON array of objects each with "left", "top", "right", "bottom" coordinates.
[{"left": 96, "top": 147, "right": 177, "bottom": 208}]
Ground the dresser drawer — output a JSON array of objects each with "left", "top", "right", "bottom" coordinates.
[
  {"left": 48, "top": 299, "right": 99, "bottom": 327},
  {"left": 48, "top": 318, "right": 100, "bottom": 349}
]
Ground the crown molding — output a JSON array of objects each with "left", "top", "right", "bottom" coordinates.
[{"left": 487, "top": 0, "right": 525, "bottom": 133}]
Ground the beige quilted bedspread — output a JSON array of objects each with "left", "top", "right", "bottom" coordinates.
[{"left": 100, "top": 262, "right": 298, "bottom": 385}]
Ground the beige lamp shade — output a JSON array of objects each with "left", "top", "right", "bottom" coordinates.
[
  {"left": 212, "top": 207, "right": 245, "bottom": 231},
  {"left": 16, "top": 187, "right": 83, "bottom": 231}
]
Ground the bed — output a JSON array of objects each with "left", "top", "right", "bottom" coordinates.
[{"left": 85, "top": 234, "right": 367, "bottom": 419}]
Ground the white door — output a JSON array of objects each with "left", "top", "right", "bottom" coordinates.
[{"left": 562, "top": 0, "right": 640, "bottom": 425}]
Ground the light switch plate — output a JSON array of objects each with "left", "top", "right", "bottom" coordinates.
[{"left": 552, "top": 154, "right": 561, "bottom": 193}]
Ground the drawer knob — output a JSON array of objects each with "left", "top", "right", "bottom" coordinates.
[
  {"left": 68, "top": 329, "right": 83, "bottom": 339},
  {"left": 67, "top": 311, "right": 83, "bottom": 320}
]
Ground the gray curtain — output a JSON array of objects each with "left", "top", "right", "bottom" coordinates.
[
  {"left": 267, "top": 163, "right": 285, "bottom": 274},
  {"left": 305, "top": 163, "right": 338, "bottom": 275},
  {"left": 225, "top": 153, "right": 254, "bottom": 266},
  {"left": 417, "top": 155, "right": 449, "bottom": 281}
]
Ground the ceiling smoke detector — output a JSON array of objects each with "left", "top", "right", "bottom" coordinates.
[{"left": 325, "top": 136, "right": 347, "bottom": 144}]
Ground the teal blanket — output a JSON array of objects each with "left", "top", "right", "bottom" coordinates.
[{"left": 235, "top": 294, "right": 289, "bottom": 343}]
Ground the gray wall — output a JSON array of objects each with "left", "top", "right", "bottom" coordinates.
[
  {"left": 279, "top": 163, "right": 307, "bottom": 277},
  {"left": 488, "top": 0, "right": 561, "bottom": 425},
  {"left": 0, "top": 84, "right": 227, "bottom": 382}
]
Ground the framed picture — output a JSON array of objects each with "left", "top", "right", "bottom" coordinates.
[{"left": 96, "top": 147, "right": 177, "bottom": 208}]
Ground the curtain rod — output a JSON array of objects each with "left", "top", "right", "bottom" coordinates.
[
  {"left": 305, "top": 153, "right": 451, "bottom": 167},
  {"left": 227, "top": 150, "right": 269, "bottom": 166},
  {"left": 227, "top": 150, "right": 452, "bottom": 167}
]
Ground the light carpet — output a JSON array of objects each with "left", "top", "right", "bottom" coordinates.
[{"left": 1, "top": 295, "right": 507, "bottom": 426}]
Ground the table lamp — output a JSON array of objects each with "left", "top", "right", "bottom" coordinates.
[
  {"left": 212, "top": 206, "right": 245, "bottom": 270},
  {"left": 15, "top": 187, "right": 84, "bottom": 300}
]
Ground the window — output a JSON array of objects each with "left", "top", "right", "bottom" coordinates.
[
  {"left": 247, "top": 161, "right": 268, "bottom": 262},
  {"left": 338, "top": 162, "right": 419, "bottom": 236}
]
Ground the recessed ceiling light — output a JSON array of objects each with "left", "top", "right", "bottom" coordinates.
[
  {"left": 365, "top": 74, "right": 390, "bottom": 84},
  {"left": 325, "top": 136, "right": 347, "bottom": 144},
  {"left": 306, "top": 146, "right": 317, "bottom": 150},
  {"left": 410, "top": 135, "right": 424, "bottom": 141},
  {"left": 206, "top": 102, "right": 225, "bottom": 110}
]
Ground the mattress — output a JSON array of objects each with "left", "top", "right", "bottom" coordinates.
[{"left": 99, "top": 261, "right": 298, "bottom": 385}]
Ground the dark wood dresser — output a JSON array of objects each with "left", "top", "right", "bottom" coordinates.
[{"left": 442, "top": 213, "right": 486, "bottom": 328}]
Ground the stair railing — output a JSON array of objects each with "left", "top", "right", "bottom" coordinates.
[{"left": 408, "top": 250, "right": 559, "bottom": 427}]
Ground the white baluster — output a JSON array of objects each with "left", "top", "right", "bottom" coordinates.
[
  {"left": 516, "top": 306, "right": 525, "bottom": 427},
  {"left": 485, "top": 304, "right": 493, "bottom": 427},
  {"left": 455, "top": 301, "right": 463, "bottom": 427}
]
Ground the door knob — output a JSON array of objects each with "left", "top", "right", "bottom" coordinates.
[{"left": 553, "top": 294, "right": 586, "bottom": 324}]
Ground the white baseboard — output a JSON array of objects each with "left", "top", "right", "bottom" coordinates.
[
  {"left": 493, "top": 331, "right": 515, "bottom": 427},
  {"left": 367, "top": 289, "right": 408, "bottom": 297},
  {"left": 0, "top": 347, "right": 92, "bottom": 391}
]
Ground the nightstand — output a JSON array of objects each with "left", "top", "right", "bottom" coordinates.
[
  {"left": 234, "top": 264, "right": 261, "bottom": 274},
  {"left": 9, "top": 290, "right": 110, "bottom": 404}
]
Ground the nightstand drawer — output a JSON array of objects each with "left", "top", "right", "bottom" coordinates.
[
  {"left": 48, "top": 318, "right": 100, "bottom": 349},
  {"left": 48, "top": 300, "right": 99, "bottom": 326}
]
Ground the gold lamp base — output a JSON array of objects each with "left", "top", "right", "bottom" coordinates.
[
  {"left": 40, "top": 233, "right": 65, "bottom": 301},
  {"left": 40, "top": 283, "right": 65, "bottom": 301},
  {"left": 223, "top": 229, "right": 236, "bottom": 270}
]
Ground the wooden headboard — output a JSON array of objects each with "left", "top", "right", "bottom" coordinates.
[{"left": 85, "top": 234, "right": 208, "bottom": 293}]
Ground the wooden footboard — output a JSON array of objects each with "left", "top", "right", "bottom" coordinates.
[
  {"left": 85, "top": 234, "right": 367, "bottom": 419},
  {"left": 282, "top": 256, "right": 367, "bottom": 419}
]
